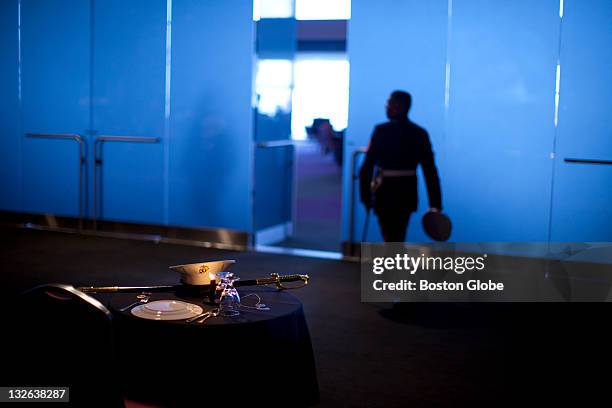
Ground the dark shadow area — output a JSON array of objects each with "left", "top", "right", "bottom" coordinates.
[
  {"left": 380, "top": 302, "right": 511, "bottom": 329},
  {"left": 1, "top": 227, "right": 611, "bottom": 407}
]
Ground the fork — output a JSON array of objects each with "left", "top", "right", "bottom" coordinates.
[
  {"left": 119, "top": 293, "right": 151, "bottom": 312},
  {"left": 196, "top": 308, "right": 219, "bottom": 324},
  {"left": 186, "top": 310, "right": 212, "bottom": 323}
]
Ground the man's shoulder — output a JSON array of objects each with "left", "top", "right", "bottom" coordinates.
[
  {"left": 374, "top": 120, "right": 430, "bottom": 141},
  {"left": 373, "top": 121, "right": 392, "bottom": 131},
  {"left": 373, "top": 121, "right": 406, "bottom": 136},
  {"left": 406, "top": 120, "right": 428, "bottom": 136},
  {"left": 377, "top": 120, "right": 427, "bottom": 131}
]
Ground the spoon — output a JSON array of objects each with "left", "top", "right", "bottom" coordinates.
[{"left": 119, "top": 293, "right": 151, "bottom": 312}]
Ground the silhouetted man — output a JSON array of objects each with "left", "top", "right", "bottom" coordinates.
[{"left": 360, "top": 90, "right": 442, "bottom": 242}]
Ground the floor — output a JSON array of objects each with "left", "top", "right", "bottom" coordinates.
[{"left": 1, "top": 226, "right": 610, "bottom": 407}]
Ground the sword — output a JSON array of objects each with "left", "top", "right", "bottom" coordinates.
[
  {"left": 362, "top": 164, "right": 380, "bottom": 243},
  {"left": 362, "top": 208, "right": 371, "bottom": 242},
  {"left": 77, "top": 273, "right": 309, "bottom": 293}
]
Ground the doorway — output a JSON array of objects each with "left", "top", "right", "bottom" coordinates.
[
  {"left": 252, "top": 1, "right": 351, "bottom": 253},
  {"left": 277, "top": 54, "right": 349, "bottom": 251}
]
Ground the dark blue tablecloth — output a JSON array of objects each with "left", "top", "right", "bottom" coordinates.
[{"left": 96, "top": 286, "right": 319, "bottom": 407}]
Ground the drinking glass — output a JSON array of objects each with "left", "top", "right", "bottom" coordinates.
[{"left": 215, "top": 272, "right": 240, "bottom": 316}]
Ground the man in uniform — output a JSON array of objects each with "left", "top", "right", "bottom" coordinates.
[{"left": 359, "top": 90, "right": 442, "bottom": 242}]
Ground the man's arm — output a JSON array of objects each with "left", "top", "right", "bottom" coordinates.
[
  {"left": 420, "top": 132, "right": 442, "bottom": 210},
  {"left": 359, "top": 128, "right": 380, "bottom": 209}
]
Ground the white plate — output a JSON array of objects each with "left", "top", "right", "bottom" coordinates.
[{"left": 131, "top": 300, "right": 204, "bottom": 321}]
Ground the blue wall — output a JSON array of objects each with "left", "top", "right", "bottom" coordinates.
[
  {"left": 549, "top": 0, "right": 612, "bottom": 241},
  {"left": 444, "top": 0, "right": 559, "bottom": 241},
  {"left": 93, "top": 0, "right": 166, "bottom": 224},
  {"left": 0, "top": 0, "right": 255, "bottom": 232},
  {"left": 3, "top": 0, "right": 610, "bottom": 242},
  {"left": 0, "top": 0, "right": 21, "bottom": 212},
  {"left": 345, "top": 0, "right": 612, "bottom": 242},
  {"left": 21, "top": 0, "right": 91, "bottom": 217},
  {"left": 253, "top": 19, "right": 296, "bottom": 232},
  {"left": 256, "top": 18, "right": 297, "bottom": 59},
  {"left": 254, "top": 147, "right": 293, "bottom": 230},
  {"left": 169, "top": 0, "right": 254, "bottom": 231},
  {"left": 345, "top": 0, "right": 448, "bottom": 243}
]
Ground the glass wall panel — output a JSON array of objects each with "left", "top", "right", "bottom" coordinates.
[
  {"left": 346, "top": 0, "right": 562, "bottom": 243},
  {"left": 20, "top": 0, "right": 90, "bottom": 217},
  {"left": 550, "top": 0, "right": 612, "bottom": 240},
  {"left": 444, "top": 0, "right": 559, "bottom": 241},
  {"left": 344, "top": 0, "right": 448, "bottom": 243},
  {"left": 92, "top": 0, "right": 166, "bottom": 224},
  {"left": 170, "top": 0, "right": 254, "bottom": 231},
  {"left": 0, "top": 0, "right": 21, "bottom": 211}
]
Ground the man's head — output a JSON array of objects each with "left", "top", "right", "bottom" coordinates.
[{"left": 386, "top": 90, "right": 412, "bottom": 120}]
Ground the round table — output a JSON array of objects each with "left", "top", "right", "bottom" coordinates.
[{"left": 98, "top": 286, "right": 319, "bottom": 407}]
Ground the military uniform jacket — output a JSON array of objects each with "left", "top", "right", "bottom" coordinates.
[{"left": 359, "top": 118, "right": 442, "bottom": 213}]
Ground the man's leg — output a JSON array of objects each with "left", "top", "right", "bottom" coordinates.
[{"left": 377, "top": 209, "right": 411, "bottom": 242}]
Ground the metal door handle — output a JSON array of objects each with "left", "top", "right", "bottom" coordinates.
[
  {"left": 348, "top": 148, "right": 367, "bottom": 252},
  {"left": 25, "top": 133, "right": 87, "bottom": 229},
  {"left": 92, "top": 135, "right": 160, "bottom": 228}
]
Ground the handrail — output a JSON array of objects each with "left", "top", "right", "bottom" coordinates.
[
  {"left": 348, "top": 147, "right": 367, "bottom": 250},
  {"left": 256, "top": 139, "right": 295, "bottom": 148},
  {"left": 96, "top": 135, "right": 161, "bottom": 143},
  {"left": 93, "top": 135, "right": 161, "bottom": 228},
  {"left": 26, "top": 133, "right": 83, "bottom": 142},
  {"left": 25, "top": 133, "right": 87, "bottom": 229},
  {"left": 564, "top": 158, "right": 612, "bottom": 166}
]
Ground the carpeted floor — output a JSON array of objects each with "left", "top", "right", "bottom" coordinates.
[{"left": 1, "top": 226, "right": 610, "bottom": 407}]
